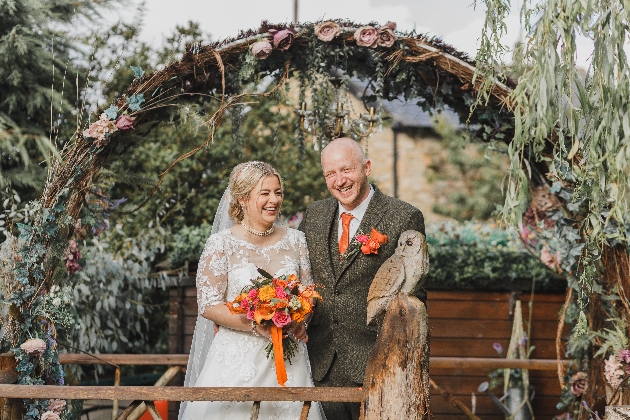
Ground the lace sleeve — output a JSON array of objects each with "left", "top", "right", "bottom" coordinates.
[
  {"left": 296, "top": 231, "right": 313, "bottom": 286},
  {"left": 196, "top": 234, "right": 229, "bottom": 314}
]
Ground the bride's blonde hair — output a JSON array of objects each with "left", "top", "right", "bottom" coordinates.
[{"left": 228, "top": 161, "right": 283, "bottom": 223}]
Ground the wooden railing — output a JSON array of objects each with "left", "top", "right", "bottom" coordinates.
[{"left": 0, "top": 296, "right": 571, "bottom": 420}]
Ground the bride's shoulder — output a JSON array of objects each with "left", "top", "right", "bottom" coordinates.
[{"left": 284, "top": 227, "right": 307, "bottom": 244}]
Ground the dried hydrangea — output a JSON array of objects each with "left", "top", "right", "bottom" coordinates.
[
  {"left": 20, "top": 338, "right": 47, "bottom": 356},
  {"left": 82, "top": 113, "right": 117, "bottom": 147}
]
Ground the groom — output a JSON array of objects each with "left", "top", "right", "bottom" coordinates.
[{"left": 300, "top": 138, "right": 425, "bottom": 420}]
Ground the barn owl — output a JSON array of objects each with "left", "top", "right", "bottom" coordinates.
[{"left": 366, "top": 230, "right": 430, "bottom": 326}]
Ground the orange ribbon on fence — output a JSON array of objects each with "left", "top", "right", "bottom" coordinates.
[{"left": 271, "top": 325, "right": 287, "bottom": 387}]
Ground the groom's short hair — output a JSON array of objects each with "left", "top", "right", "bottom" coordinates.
[{"left": 321, "top": 137, "right": 368, "bottom": 165}]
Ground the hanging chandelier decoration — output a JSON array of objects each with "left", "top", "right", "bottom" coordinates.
[{"left": 295, "top": 76, "right": 379, "bottom": 140}]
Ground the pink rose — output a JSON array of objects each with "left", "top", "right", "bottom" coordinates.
[
  {"left": 540, "top": 246, "right": 561, "bottom": 270},
  {"left": 251, "top": 40, "right": 273, "bottom": 59},
  {"left": 356, "top": 234, "right": 369, "bottom": 244},
  {"left": 240, "top": 298, "right": 249, "bottom": 309},
  {"left": 20, "top": 338, "right": 47, "bottom": 356},
  {"left": 115, "top": 114, "right": 135, "bottom": 130},
  {"left": 353, "top": 26, "right": 378, "bottom": 48},
  {"left": 377, "top": 22, "right": 397, "bottom": 47},
  {"left": 620, "top": 349, "right": 630, "bottom": 363},
  {"left": 48, "top": 399, "right": 66, "bottom": 414},
  {"left": 314, "top": 21, "right": 340, "bottom": 42},
  {"left": 275, "top": 287, "right": 288, "bottom": 299},
  {"left": 247, "top": 310, "right": 255, "bottom": 320},
  {"left": 247, "top": 289, "right": 259, "bottom": 300},
  {"left": 41, "top": 411, "right": 60, "bottom": 420},
  {"left": 268, "top": 28, "right": 297, "bottom": 51},
  {"left": 272, "top": 310, "right": 291, "bottom": 328}
]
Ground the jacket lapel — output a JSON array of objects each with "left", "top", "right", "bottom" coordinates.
[
  {"left": 312, "top": 199, "right": 338, "bottom": 286},
  {"left": 336, "top": 185, "right": 389, "bottom": 280}
]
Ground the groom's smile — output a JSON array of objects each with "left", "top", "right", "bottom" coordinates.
[{"left": 321, "top": 138, "right": 372, "bottom": 211}]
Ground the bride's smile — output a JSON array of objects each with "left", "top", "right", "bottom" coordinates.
[{"left": 242, "top": 175, "right": 283, "bottom": 231}]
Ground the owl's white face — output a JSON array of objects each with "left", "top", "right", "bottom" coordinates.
[{"left": 395, "top": 231, "right": 426, "bottom": 257}]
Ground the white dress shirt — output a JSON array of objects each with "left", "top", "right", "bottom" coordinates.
[{"left": 337, "top": 185, "right": 375, "bottom": 241}]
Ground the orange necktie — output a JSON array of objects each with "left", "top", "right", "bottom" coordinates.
[{"left": 339, "top": 212, "right": 354, "bottom": 254}]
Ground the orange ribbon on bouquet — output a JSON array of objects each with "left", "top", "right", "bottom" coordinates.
[{"left": 271, "top": 326, "right": 287, "bottom": 386}]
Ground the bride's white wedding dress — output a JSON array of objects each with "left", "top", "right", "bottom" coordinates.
[{"left": 179, "top": 227, "right": 324, "bottom": 420}]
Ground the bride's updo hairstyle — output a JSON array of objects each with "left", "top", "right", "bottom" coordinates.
[{"left": 228, "top": 161, "right": 283, "bottom": 223}]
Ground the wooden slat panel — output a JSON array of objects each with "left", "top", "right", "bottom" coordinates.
[
  {"left": 427, "top": 290, "right": 566, "bottom": 303},
  {"left": 429, "top": 338, "right": 559, "bottom": 358},
  {"left": 0, "top": 385, "right": 365, "bottom": 402},
  {"left": 430, "top": 319, "right": 563, "bottom": 339}
]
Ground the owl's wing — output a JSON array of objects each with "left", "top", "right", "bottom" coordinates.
[{"left": 367, "top": 255, "right": 406, "bottom": 325}]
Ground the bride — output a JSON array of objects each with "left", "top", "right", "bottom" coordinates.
[{"left": 179, "top": 161, "right": 324, "bottom": 420}]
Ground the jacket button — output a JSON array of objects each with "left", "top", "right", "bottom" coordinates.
[
  {"left": 334, "top": 290, "right": 340, "bottom": 296},
  {"left": 333, "top": 319, "right": 339, "bottom": 325}
]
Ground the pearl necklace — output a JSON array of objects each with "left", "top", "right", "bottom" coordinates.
[{"left": 241, "top": 221, "right": 275, "bottom": 237}]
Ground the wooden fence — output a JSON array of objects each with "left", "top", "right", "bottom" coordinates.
[{"left": 0, "top": 293, "right": 571, "bottom": 420}]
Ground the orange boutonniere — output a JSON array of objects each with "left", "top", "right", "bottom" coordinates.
[{"left": 342, "top": 227, "right": 388, "bottom": 260}]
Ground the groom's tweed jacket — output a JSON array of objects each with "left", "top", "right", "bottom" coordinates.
[{"left": 300, "top": 185, "right": 425, "bottom": 384}]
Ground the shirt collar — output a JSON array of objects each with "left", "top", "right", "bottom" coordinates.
[{"left": 338, "top": 185, "right": 374, "bottom": 222}]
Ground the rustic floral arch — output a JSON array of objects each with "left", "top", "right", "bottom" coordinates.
[{"left": 10, "top": 20, "right": 525, "bottom": 418}]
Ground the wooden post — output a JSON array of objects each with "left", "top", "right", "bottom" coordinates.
[
  {"left": 363, "top": 294, "right": 431, "bottom": 420},
  {"left": 0, "top": 353, "right": 22, "bottom": 420},
  {"left": 112, "top": 366, "right": 121, "bottom": 419}
]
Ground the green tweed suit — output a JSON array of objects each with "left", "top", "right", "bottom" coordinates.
[{"left": 300, "top": 185, "right": 425, "bottom": 419}]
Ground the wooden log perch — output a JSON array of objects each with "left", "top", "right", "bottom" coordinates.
[{"left": 363, "top": 294, "right": 431, "bottom": 420}]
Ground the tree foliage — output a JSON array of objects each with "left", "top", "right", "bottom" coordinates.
[{"left": 475, "top": 0, "right": 630, "bottom": 414}]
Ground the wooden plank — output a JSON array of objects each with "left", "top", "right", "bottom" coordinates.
[
  {"left": 58, "top": 354, "right": 189, "bottom": 365},
  {"left": 429, "top": 338, "right": 559, "bottom": 358},
  {"left": 428, "top": 357, "right": 569, "bottom": 370},
  {"left": 426, "top": 291, "right": 566, "bottom": 303},
  {"left": 0, "top": 386, "right": 366, "bottom": 402},
  {"left": 428, "top": 301, "right": 565, "bottom": 321},
  {"left": 428, "top": 376, "right": 562, "bottom": 397},
  {"left": 430, "top": 319, "right": 563, "bottom": 339},
  {"left": 55, "top": 353, "right": 570, "bottom": 371}
]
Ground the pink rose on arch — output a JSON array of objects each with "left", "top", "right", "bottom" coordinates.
[
  {"left": 251, "top": 40, "right": 273, "bottom": 59},
  {"left": 268, "top": 28, "right": 297, "bottom": 51},
  {"left": 540, "top": 246, "right": 561, "bottom": 270},
  {"left": 41, "top": 411, "right": 60, "bottom": 420},
  {"left": 115, "top": 114, "right": 135, "bottom": 130},
  {"left": 356, "top": 234, "right": 369, "bottom": 244},
  {"left": 353, "top": 26, "right": 378, "bottom": 48},
  {"left": 48, "top": 399, "right": 66, "bottom": 414},
  {"left": 377, "top": 22, "right": 398, "bottom": 47},
  {"left": 20, "top": 338, "right": 47, "bottom": 356},
  {"left": 314, "top": 21, "right": 341, "bottom": 42},
  {"left": 275, "top": 287, "right": 288, "bottom": 299},
  {"left": 272, "top": 310, "right": 292, "bottom": 328}
]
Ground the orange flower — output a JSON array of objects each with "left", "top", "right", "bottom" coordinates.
[
  {"left": 274, "top": 278, "right": 289, "bottom": 289},
  {"left": 258, "top": 285, "right": 276, "bottom": 302},
  {"left": 301, "top": 288, "right": 322, "bottom": 300},
  {"left": 361, "top": 228, "right": 388, "bottom": 255},
  {"left": 273, "top": 299, "right": 289, "bottom": 309},
  {"left": 226, "top": 293, "right": 249, "bottom": 314},
  {"left": 291, "top": 311, "right": 306, "bottom": 322},
  {"left": 253, "top": 305, "right": 275, "bottom": 324},
  {"left": 226, "top": 301, "right": 248, "bottom": 314}
]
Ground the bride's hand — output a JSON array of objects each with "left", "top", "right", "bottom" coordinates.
[
  {"left": 254, "top": 323, "right": 273, "bottom": 340},
  {"left": 285, "top": 321, "right": 308, "bottom": 343}
]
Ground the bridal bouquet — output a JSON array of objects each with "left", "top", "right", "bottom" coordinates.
[{"left": 226, "top": 268, "right": 321, "bottom": 386}]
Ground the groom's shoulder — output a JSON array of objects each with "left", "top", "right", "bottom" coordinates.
[
  {"left": 305, "top": 197, "right": 337, "bottom": 214},
  {"left": 377, "top": 191, "right": 425, "bottom": 232}
]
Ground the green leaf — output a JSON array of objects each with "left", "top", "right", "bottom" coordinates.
[
  {"left": 104, "top": 105, "right": 118, "bottom": 120},
  {"left": 130, "top": 65, "right": 145, "bottom": 79},
  {"left": 126, "top": 94, "right": 145, "bottom": 112},
  {"left": 257, "top": 267, "right": 274, "bottom": 279}
]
